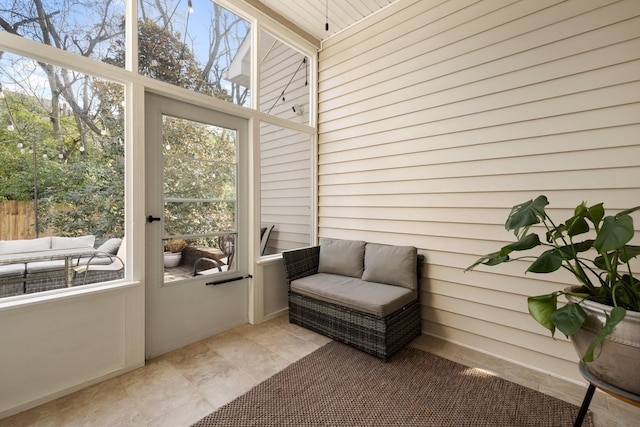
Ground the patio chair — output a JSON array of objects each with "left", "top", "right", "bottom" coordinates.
[
  {"left": 260, "top": 224, "right": 275, "bottom": 255},
  {"left": 73, "top": 239, "right": 125, "bottom": 286},
  {"left": 192, "top": 234, "right": 234, "bottom": 276}
]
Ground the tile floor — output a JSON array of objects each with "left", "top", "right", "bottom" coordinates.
[{"left": 2, "top": 314, "right": 639, "bottom": 426}]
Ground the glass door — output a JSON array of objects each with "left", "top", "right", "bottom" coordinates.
[{"left": 144, "top": 93, "right": 248, "bottom": 358}]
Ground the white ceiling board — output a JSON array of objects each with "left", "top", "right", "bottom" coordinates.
[{"left": 256, "top": 0, "right": 400, "bottom": 42}]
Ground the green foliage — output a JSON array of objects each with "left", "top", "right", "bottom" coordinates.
[{"left": 466, "top": 196, "right": 640, "bottom": 361}]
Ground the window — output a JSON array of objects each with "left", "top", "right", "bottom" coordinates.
[
  {"left": 260, "top": 122, "right": 312, "bottom": 254},
  {"left": 0, "top": 0, "right": 126, "bottom": 64},
  {"left": 0, "top": 53, "right": 125, "bottom": 297},
  {"left": 161, "top": 114, "right": 238, "bottom": 282},
  {"left": 138, "top": 0, "right": 251, "bottom": 106},
  {"left": 259, "top": 30, "right": 310, "bottom": 125}
]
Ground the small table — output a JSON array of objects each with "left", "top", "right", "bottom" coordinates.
[
  {"left": 0, "top": 248, "right": 99, "bottom": 287},
  {"left": 574, "top": 362, "right": 640, "bottom": 427}
]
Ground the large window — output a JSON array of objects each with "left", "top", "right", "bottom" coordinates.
[{"left": 0, "top": 53, "right": 125, "bottom": 297}]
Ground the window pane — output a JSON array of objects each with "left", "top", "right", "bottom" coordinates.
[
  {"left": 162, "top": 115, "right": 237, "bottom": 282},
  {"left": 0, "top": 53, "right": 125, "bottom": 297},
  {"left": 260, "top": 122, "right": 312, "bottom": 254},
  {"left": 139, "top": 0, "right": 250, "bottom": 106},
  {"left": 259, "top": 31, "right": 309, "bottom": 125},
  {"left": 0, "top": 0, "right": 125, "bottom": 64}
]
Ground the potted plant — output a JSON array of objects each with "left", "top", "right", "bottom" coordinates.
[
  {"left": 164, "top": 239, "right": 188, "bottom": 268},
  {"left": 466, "top": 195, "right": 640, "bottom": 394}
]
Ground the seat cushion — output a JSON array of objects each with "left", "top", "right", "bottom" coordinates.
[
  {"left": 290, "top": 273, "right": 416, "bottom": 317},
  {"left": 362, "top": 243, "right": 418, "bottom": 290},
  {"left": 26, "top": 260, "right": 67, "bottom": 273},
  {"left": 0, "top": 263, "right": 26, "bottom": 277},
  {"left": 317, "top": 238, "right": 366, "bottom": 278}
]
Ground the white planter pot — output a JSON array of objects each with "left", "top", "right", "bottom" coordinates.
[
  {"left": 566, "top": 288, "right": 640, "bottom": 395},
  {"left": 163, "top": 251, "right": 182, "bottom": 268}
]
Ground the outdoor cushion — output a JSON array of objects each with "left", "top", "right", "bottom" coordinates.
[
  {"left": 317, "top": 238, "right": 366, "bottom": 278},
  {"left": 96, "top": 238, "right": 122, "bottom": 255},
  {"left": 76, "top": 253, "right": 117, "bottom": 266},
  {"left": 52, "top": 235, "right": 95, "bottom": 250},
  {"left": 0, "top": 237, "right": 52, "bottom": 254},
  {"left": 362, "top": 243, "right": 418, "bottom": 290},
  {"left": 291, "top": 272, "right": 416, "bottom": 317},
  {"left": 0, "top": 263, "right": 25, "bottom": 277},
  {"left": 26, "top": 260, "right": 66, "bottom": 273}
]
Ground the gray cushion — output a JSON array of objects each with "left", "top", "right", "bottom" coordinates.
[
  {"left": 362, "top": 243, "right": 418, "bottom": 290},
  {"left": 0, "top": 237, "right": 52, "bottom": 254},
  {"left": 52, "top": 235, "right": 95, "bottom": 250},
  {"left": 0, "top": 263, "right": 25, "bottom": 277},
  {"left": 96, "top": 238, "right": 122, "bottom": 254},
  {"left": 291, "top": 273, "right": 416, "bottom": 317},
  {"left": 317, "top": 238, "right": 366, "bottom": 278},
  {"left": 26, "top": 260, "right": 67, "bottom": 273}
]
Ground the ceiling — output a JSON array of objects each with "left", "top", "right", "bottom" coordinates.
[{"left": 248, "top": 0, "right": 400, "bottom": 43}]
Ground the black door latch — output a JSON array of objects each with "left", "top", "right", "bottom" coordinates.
[{"left": 147, "top": 215, "right": 161, "bottom": 223}]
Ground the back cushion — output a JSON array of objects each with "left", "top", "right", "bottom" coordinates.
[
  {"left": 0, "top": 237, "right": 52, "bottom": 254},
  {"left": 362, "top": 243, "right": 418, "bottom": 290},
  {"left": 317, "top": 238, "right": 366, "bottom": 278},
  {"left": 96, "top": 237, "right": 122, "bottom": 254},
  {"left": 52, "top": 235, "right": 96, "bottom": 250}
]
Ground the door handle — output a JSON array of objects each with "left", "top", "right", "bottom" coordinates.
[{"left": 147, "top": 215, "right": 161, "bottom": 223}]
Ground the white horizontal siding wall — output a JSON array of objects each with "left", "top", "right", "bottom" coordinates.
[{"left": 318, "top": 0, "right": 640, "bottom": 382}]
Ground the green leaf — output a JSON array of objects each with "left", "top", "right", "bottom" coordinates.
[
  {"left": 620, "top": 245, "right": 640, "bottom": 263},
  {"left": 528, "top": 293, "right": 558, "bottom": 336},
  {"left": 465, "top": 251, "right": 508, "bottom": 272},
  {"left": 593, "top": 215, "right": 634, "bottom": 254},
  {"left": 582, "top": 307, "right": 627, "bottom": 362},
  {"left": 550, "top": 303, "right": 587, "bottom": 337},
  {"left": 499, "top": 233, "right": 541, "bottom": 255},
  {"left": 565, "top": 216, "right": 589, "bottom": 237},
  {"left": 586, "top": 203, "right": 604, "bottom": 226},
  {"left": 526, "top": 249, "right": 563, "bottom": 273},
  {"left": 505, "top": 196, "right": 548, "bottom": 238}
]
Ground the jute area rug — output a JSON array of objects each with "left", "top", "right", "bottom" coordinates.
[{"left": 192, "top": 341, "right": 592, "bottom": 426}]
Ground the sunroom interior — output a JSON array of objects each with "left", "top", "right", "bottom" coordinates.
[{"left": 0, "top": 0, "right": 639, "bottom": 421}]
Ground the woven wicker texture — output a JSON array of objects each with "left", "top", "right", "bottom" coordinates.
[{"left": 192, "top": 341, "right": 593, "bottom": 426}]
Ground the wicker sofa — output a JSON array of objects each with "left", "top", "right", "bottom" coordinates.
[
  {"left": 0, "top": 236, "right": 123, "bottom": 297},
  {"left": 283, "top": 238, "right": 423, "bottom": 361}
]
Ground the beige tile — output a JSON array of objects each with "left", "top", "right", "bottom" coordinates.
[
  {"left": 118, "top": 359, "right": 191, "bottom": 396},
  {"left": 145, "top": 395, "right": 214, "bottom": 427},
  {"left": 0, "top": 401, "right": 60, "bottom": 427},
  {"left": 194, "top": 363, "right": 258, "bottom": 409},
  {"left": 58, "top": 393, "right": 143, "bottom": 427},
  {"left": 55, "top": 376, "right": 128, "bottom": 413},
  {"left": 239, "top": 324, "right": 322, "bottom": 362},
  {"left": 212, "top": 336, "right": 292, "bottom": 382}
]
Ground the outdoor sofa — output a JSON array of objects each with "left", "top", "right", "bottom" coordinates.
[
  {"left": 0, "top": 236, "right": 123, "bottom": 297},
  {"left": 283, "top": 238, "right": 423, "bottom": 361}
]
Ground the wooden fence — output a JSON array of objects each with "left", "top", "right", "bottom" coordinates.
[{"left": 0, "top": 200, "right": 53, "bottom": 240}]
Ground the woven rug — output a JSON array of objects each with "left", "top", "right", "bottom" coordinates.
[{"left": 192, "top": 341, "right": 593, "bottom": 426}]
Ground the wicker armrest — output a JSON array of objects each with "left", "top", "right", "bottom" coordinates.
[{"left": 282, "top": 245, "right": 320, "bottom": 285}]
